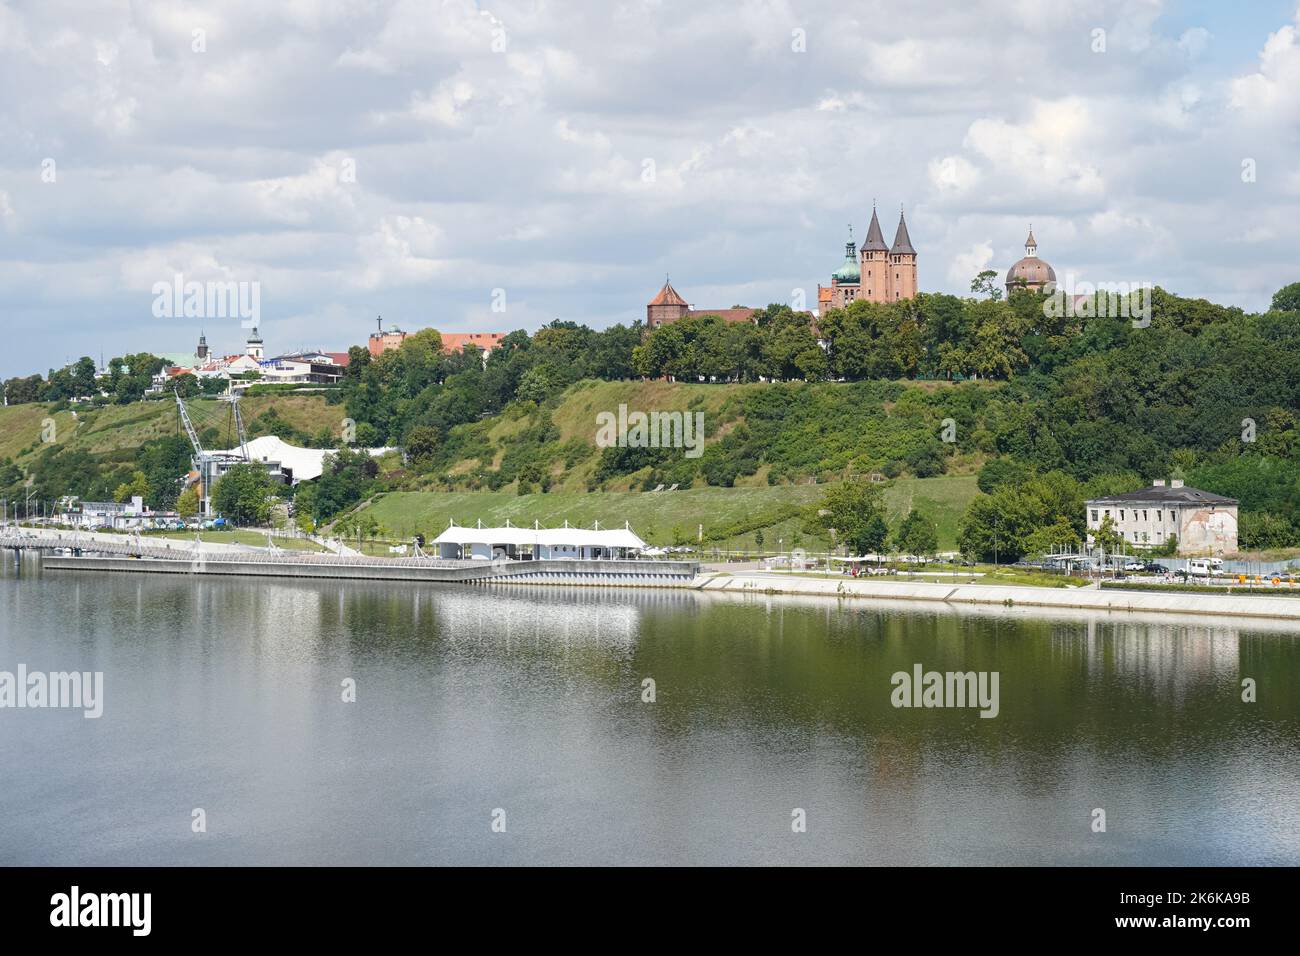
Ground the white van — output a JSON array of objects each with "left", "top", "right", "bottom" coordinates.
[{"left": 1187, "top": 558, "right": 1225, "bottom": 577}]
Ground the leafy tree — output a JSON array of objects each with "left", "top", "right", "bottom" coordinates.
[
  {"left": 311, "top": 448, "right": 378, "bottom": 522},
  {"left": 211, "top": 463, "right": 275, "bottom": 526},
  {"left": 176, "top": 486, "right": 200, "bottom": 520},
  {"left": 3, "top": 374, "right": 45, "bottom": 404},
  {"left": 1023, "top": 518, "right": 1081, "bottom": 557},
  {"left": 977, "top": 458, "right": 1032, "bottom": 494},
  {"left": 171, "top": 373, "right": 201, "bottom": 398},
  {"left": 404, "top": 425, "right": 440, "bottom": 466},
  {"left": 1270, "top": 282, "right": 1300, "bottom": 313},
  {"left": 894, "top": 510, "right": 938, "bottom": 559},
  {"left": 1092, "top": 513, "right": 1123, "bottom": 553},
  {"left": 808, "top": 482, "right": 890, "bottom": 555},
  {"left": 113, "top": 471, "right": 150, "bottom": 504},
  {"left": 1240, "top": 511, "right": 1295, "bottom": 551},
  {"left": 72, "top": 357, "right": 98, "bottom": 396},
  {"left": 970, "top": 270, "right": 1003, "bottom": 301},
  {"left": 958, "top": 471, "right": 1085, "bottom": 562}
]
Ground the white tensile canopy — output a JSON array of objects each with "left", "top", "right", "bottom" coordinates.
[
  {"left": 212, "top": 435, "right": 392, "bottom": 483},
  {"left": 430, "top": 521, "right": 647, "bottom": 560}
]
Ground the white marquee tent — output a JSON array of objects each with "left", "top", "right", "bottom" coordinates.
[{"left": 431, "top": 520, "right": 648, "bottom": 560}]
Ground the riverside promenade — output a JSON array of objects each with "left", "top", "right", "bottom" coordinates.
[
  {"left": 10, "top": 528, "right": 1300, "bottom": 622},
  {"left": 696, "top": 572, "right": 1300, "bottom": 622}
]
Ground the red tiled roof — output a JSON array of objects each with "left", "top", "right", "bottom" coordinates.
[
  {"left": 649, "top": 281, "right": 689, "bottom": 307},
  {"left": 440, "top": 332, "right": 507, "bottom": 353}
]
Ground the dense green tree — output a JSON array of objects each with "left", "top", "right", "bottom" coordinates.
[
  {"left": 211, "top": 463, "right": 276, "bottom": 525},
  {"left": 958, "top": 471, "right": 1085, "bottom": 562},
  {"left": 894, "top": 510, "right": 938, "bottom": 558},
  {"left": 1239, "top": 511, "right": 1296, "bottom": 551},
  {"left": 1271, "top": 282, "right": 1300, "bottom": 313},
  {"left": 808, "top": 482, "right": 890, "bottom": 555},
  {"left": 176, "top": 485, "right": 200, "bottom": 520}
]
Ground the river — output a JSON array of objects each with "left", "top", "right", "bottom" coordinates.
[{"left": 2, "top": 558, "right": 1297, "bottom": 865}]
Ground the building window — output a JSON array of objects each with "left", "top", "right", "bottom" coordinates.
[
  {"left": 1090, "top": 510, "right": 1098, "bottom": 522},
  {"left": 1142, "top": 510, "right": 1148, "bottom": 521},
  {"left": 1120, "top": 510, "right": 1125, "bottom": 521}
]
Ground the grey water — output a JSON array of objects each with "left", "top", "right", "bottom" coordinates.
[{"left": 2, "top": 558, "right": 1298, "bottom": 865}]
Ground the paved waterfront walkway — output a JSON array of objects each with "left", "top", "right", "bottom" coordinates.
[{"left": 695, "top": 572, "right": 1300, "bottom": 622}]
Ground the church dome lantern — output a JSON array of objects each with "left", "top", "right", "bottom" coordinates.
[
  {"left": 1005, "top": 226, "right": 1056, "bottom": 294},
  {"left": 832, "top": 230, "right": 860, "bottom": 284}
]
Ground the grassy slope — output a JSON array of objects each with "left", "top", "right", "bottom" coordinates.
[
  {"left": 2, "top": 381, "right": 982, "bottom": 549},
  {"left": 368, "top": 378, "right": 980, "bottom": 548},
  {"left": 0, "top": 394, "right": 347, "bottom": 464},
  {"left": 359, "top": 475, "right": 978, "bottom": 550},
  {"left": 531, "top": 379, "right": 762, "bottom": 492}
]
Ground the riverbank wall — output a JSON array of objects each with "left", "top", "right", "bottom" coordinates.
[
  {"left": 34, "top": 552, "right": 1300, "bottom": 622},
  {"left": 699, "top": 573, "right": 1300, "bottom": 622},
  {"left": 39, "top": 554, "right": 699, "bottom": 586}
]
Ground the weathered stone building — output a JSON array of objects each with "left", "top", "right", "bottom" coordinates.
[{"left": 1085, "top": 480, "right": 1239, "bottom": 555}]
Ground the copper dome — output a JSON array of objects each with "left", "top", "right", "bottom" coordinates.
[{"left": 1005, "top": 257, "right": 1056, "bottom": 288}]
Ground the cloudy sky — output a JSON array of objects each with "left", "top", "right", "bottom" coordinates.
[{"left": 1, "top": 0, "right": 1299, "bottom": 377}]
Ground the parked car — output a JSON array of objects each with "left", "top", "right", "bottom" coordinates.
[
  {"left": 1123, "top": 560, "right": 1145, "bottom": 572},
  {"left": 1141, "top": 562, "right": 1167, "bottom": 574}
]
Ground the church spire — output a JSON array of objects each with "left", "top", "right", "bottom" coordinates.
[
  {"left": 862, "top": 205, "right": 889, "bottom": 252},
  {"left": 890, "top": 207, "right": 916, "bottom": 256},
  {"left": 1024, "top": 225, "right": 1037, "bottom": 257}
]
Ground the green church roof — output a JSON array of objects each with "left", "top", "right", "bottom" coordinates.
[{"left": 832, "top": 235, "right": 859, "bottom": 283}]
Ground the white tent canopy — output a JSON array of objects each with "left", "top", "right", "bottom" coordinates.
[
  {"left": 212, "top": 435, "right": 392, "bottom": 483},
  {"left": 431, "top": 520, "right": 647, "bottom": 560}
]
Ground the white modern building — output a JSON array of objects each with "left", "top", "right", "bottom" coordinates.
[
  {"left": 431, "top": 521, "right": 648, "bottom": 560},
  {"left": 257, "top": 352, "right": 348, "bottom": 386},
  {"left": 58, "top": 497, "right": 182, "bottom": 531},
  {"left": 1086, "top": 479, "right": 1238, "bottom": 555}
]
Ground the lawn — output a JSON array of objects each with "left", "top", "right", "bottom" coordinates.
[
  {"left": 352, "top": 475, "right": 979, "bottom": 550},
  {"left": 145, "top": 529, "right": 327, "bottom": 552}
]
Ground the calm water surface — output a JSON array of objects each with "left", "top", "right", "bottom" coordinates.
[{"left": 2, "top": 558, "right": 1298, "bottom": 865}]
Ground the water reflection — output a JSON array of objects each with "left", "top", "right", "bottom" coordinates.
[{"left": 1, "top": 563, "right": 1297, "bottom": 865}]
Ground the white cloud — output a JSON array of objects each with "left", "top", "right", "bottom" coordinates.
[
  {"left": 1178, "top": 27, "right": 1211, "bottom": 58},
  {"left": 948, "top": 241, "right": 993, "bottom": 285},
  {"left": 1229, "top": 16, "right": 1300, "bottom": 117},
  {"left": 1, "top": 0, "right": 1300, "bottom": 375},
  {"left": 929, "top": 155, "right": 980, "bottom": 193}
]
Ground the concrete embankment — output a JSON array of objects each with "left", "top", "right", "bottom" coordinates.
[
  {"left": 33, "top": 550, "right": 1300, "bottom": 622},
  {"left": 39, "top": 554, "right": 699, "bottom": 586},
  {"left": 697, "top": 573, "right": 1300, "bottom": 622}
]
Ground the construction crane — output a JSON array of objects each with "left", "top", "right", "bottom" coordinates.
[
  {"left": 221, "top": 391, "right": 251, "bottom": 461},
  {"left": 174, "top": 387, "right": 205, "bottom": 459},
  {"left": 174, "top": 387, "right": 248, "bottom": 518}
]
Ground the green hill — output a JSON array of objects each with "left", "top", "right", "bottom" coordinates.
[
  {"left": 357, "top": 476, "right": 978, "bottom": 550},
  {"left": 0, "top": 393, "right": 347, "bottom": 467}
]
